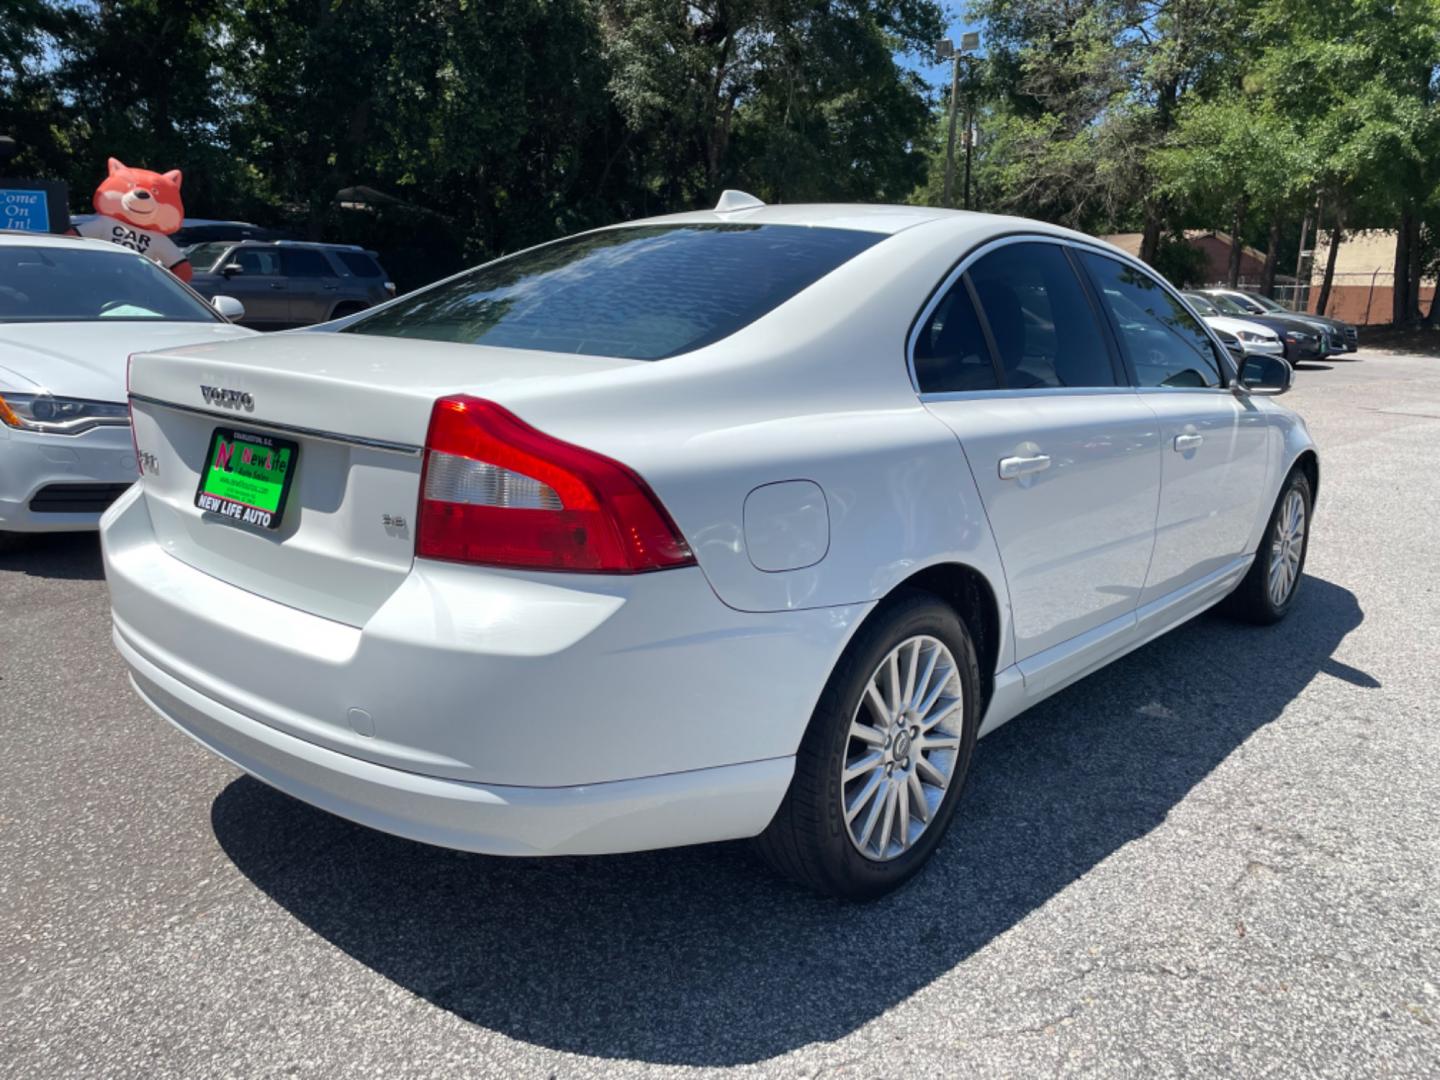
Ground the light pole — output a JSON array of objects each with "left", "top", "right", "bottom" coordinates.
[{"left": 937, "top": 32, "right": 980, "bottom": 209}]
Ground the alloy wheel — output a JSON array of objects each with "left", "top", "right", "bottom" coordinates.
[
  {"left": 841, "top": 635, "right": 964, "bottom": 862},
  {"left": 1268, "top": 488, "right": 1306, "bottom": 607}
]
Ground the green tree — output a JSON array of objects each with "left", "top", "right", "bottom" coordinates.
[{"left": 1251, "top": 0, "right": 1440, "bottom": 322}]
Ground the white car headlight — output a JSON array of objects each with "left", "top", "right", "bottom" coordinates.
[
  {"left": 1236, "top": 331, "right": 1275, "bottom": 343},
  {"left": 0, "top": 391, "right": 130, "bottom": 434}
]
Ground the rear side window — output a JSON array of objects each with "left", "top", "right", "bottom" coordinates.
[
  {"left": 341, "top": 224, "right": 883, "bottom": 360},
  {"left": 281, "top": 249, "right": 332, "bottom": 278},
  {"left": 913, "top": 280, "right": 1000, "bottom": 393},
  {"left": 338, "top": 252, "right": 383, "bottom": 278},
  {"left": 966, "top": 243, "right": 1118, "bottom": 388},
  {"left": 1080, "top": 253, "right": 1224, "bottom": 388}
]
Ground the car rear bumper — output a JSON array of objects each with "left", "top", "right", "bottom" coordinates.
[
  {"left": 0, "top": 423, "right": 136, "bottom": 532},
  {"left": 102, "top": 484, "right": 865, "bottom": 854},
  {"left": 120, "top": 634, "right": 793, "bottom": 856}
]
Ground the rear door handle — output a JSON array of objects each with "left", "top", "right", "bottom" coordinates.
[
  {"left": 1173, "top": 433, "right": 1204, "bottom": 452},
  {"left": 998, "top": 454, "right": 1052, "bottom": 480},
  {"left": 269, "top": 283, "right": 284, "bottom": 290}
]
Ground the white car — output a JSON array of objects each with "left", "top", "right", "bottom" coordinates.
[
  {"left": 0, "top": 233, "right": 254, "bottom": 541},
  {"left": 101, "top": 199, "right": 1318, "bottom": 899},
  {"left": 1181, "top": 292, "right": 1284, "bottom": 355}
]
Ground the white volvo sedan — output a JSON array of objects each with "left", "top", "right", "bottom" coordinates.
[
  {"left": 0, "top": 233, "right": 253, "bottom": 542},
  {"left": 102, "top": 199, "right": 1317, "bottom": 899}
]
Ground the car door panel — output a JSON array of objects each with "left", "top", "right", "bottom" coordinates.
[
  {"left": 1075, "top": 249, "right": 1271, "bottom": 603},
  {"left": 1135, "top": 390, "right": 1270, "bottom": 603},
  {"left": 223, "top": 248, "right": 289, "bottom": 324},
  {"left": 915, "top": 240, "right": 1162, "bottom": 666},
  {"left": 926, "top": 391, "right": 1161, "bottom": 661},
  {"left": 280, "top": 249, "right": 343, "bottom": 324}
]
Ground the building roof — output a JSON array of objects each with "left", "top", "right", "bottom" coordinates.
[{"left": 1098, "top": 230, "right": 1271, "bottom": 265}]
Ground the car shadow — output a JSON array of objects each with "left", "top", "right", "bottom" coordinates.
[
  {"left": 212, "top": 575, "right": 1367, "bottom": 1067},
  {"left": 0, "top": 532, "right": 104, "bottom": 580},
  {"left": 1291, "top": 362, "right": 1334, "bottom": 371}
]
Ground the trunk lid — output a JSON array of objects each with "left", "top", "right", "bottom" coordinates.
[{"left": 127, "top": 332, "right": 635, "bottom": 626}]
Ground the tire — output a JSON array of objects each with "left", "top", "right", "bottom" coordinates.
[
  {"left": 755, "top": 589, "right": 982, "bottom": 900},
  {"left": 1222, "top": 468, "right": 1313, "bottom": 625}
]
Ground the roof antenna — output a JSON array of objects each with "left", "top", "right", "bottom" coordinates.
[{"left": 714, "top": 190, "right": 765, "bottom": 213}]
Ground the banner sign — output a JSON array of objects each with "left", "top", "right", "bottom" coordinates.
[{"left": 0, "top": 180, "right": 71, "bottom": 233}]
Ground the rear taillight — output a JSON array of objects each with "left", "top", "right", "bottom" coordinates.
[{"left": 417, "top": 396, "right": 695, "bottom": 573}]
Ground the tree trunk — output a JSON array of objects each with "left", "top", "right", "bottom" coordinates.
[
  {"left": 1140, "top": 203, "right": 1162, "bottom": 265},
  {"left": 1227, "top": 196, "right": 1247, "bottom": 288},
  {"left": 1316, "top": 215, "right": 1343, "bottom": 317},
  {"left": 1394, "top": 207, "right": 1412, "bottom": 324},
  {"left": 1260, "top": 214, "right": 1282, "bottom": 297},
  {"left": 1406, "top": 213, "right": 1422, "bottom": 318}
]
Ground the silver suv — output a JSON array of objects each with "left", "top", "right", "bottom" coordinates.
[{"left": 188, "top": 240, "right": 395, "bottom": 329}]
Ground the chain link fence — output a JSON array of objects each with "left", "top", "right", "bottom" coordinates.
[{"left": 1202, "top": 273, "right": 1428, "bottom": 324}]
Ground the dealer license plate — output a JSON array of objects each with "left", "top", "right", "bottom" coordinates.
[{"left": 193, "top": 427, "right": 299, "bottom": 531}]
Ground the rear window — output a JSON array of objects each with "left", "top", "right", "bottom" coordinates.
[
  {"left": 337, "top": 252, "right": 384, "bottom": 278},
  {"left": 340, "top": 224, "right": 883, "bottom": 360}
]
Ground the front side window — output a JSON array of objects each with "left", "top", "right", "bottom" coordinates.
[
  {"left": 234, "top": 249, "right": 281, "bottom": 276},
  {"left": 185, "top": 242, "right": 232, "bottom": 272},
  {"left": 913, "top": 279, "right": 1000, "bottom": 393},
  {"left": 1081, "top": 253, "right": 1224, "bottom": 388},
  {"left": 0, "top": 245, "right": 219, "bottom": 323},
  {"left": 965, "top": 242, "right": 1118, "bottom": 388},
  {"left": 342, "top": 224, "right": 883, "bottom": 360}
]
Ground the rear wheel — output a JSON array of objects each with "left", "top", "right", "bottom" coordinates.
[
  {"left": 1223, "top": 469, "right": 1312, "bottom": 624},
  {"left": 756, "top": 590, "right": 981, "bottom": 900}
]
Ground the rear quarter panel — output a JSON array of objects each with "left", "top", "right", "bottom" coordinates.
[{"left": 498, "top": 217, "right": 1021, "bottom": 669}]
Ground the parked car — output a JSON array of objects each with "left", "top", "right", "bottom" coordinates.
[
  {"left": 188, "top": 240, "right": 395, "bottom": 329},
  {"left": 1182, "top": 292, "right": 1284, "bottom": 355},
  {"left": 1198, "top": 289, "right": 1327, "bottom": 363},
  {"left": 0, "top": 233, "right": 254, "bottom": 542},
  {"left": 103, "top": 199, "right": 1317, "bottom": 899},
  {"left": 1209, "top": 288, "right": 1358, "bottom": 354}
]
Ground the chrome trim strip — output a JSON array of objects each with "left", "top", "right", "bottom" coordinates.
[{"left": 128, "top": 393, "right": 423, "bottom": 456}]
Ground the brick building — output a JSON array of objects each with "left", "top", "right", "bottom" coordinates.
[
  {"left": 1101, "top": 230, "right": 1278, "bottom": 285},
  {"left": 1308, "top": 230, "right": 1436, "bottom": 325}
]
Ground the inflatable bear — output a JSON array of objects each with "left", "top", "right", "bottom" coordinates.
[{"left": 73, "top": 158, "right": 192, "bottom": 282}]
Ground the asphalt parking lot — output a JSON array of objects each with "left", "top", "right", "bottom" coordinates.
[{"left": 3, "top": 348, "right": 1438, "bottom": 1079}]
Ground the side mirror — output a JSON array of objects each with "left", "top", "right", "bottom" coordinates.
[
  {"left": 1237, "top": 354, "right": 1292, "bottom": 396},
  {"left": 211, "top": 295, "right": 246, "bottom": 322},
  {"left": 221, "top": 262, "right": 243, "bottom": 277}
]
